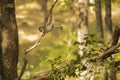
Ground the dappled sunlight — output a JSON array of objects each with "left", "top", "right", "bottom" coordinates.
[
  {"left": 17, "top": 2, "right": 40, "bottom": 10},
  {"left": 19, "top": 30, "right": 39, "bottom": 44},
  {"left": 112, "top": 7, "right": 120, "bottom": 15},
  {"left": 25, "top": 20, "right": 35, "bottom": 26},
  {"left": 108, "top": 6, "right": 120, "bottom": 25},
  {"left": 16, "top": 14, "right": 26, "bottom": 19},
  {"left": 20, "top": 20, "right": 35, "bottom": 26},
  {"left": 13, "top": 0, "right": 120, "bottom": 79},
  {"left": 16, "top": 1, "right": 43, "bottom": 27}
]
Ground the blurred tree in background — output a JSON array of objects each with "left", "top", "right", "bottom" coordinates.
[
  {"left": 39, "top": 0, "right": 48, "bottom": 17},
  {"left": 0, "top": 0, "right": 120, "bottom": 80}
]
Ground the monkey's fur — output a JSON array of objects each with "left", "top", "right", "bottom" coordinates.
[
  {"left": 39, "top": 6, "right": 55, "bottom": 36},
  {"left": 39, "top": 23, "right": 54, "bottom": 36}
]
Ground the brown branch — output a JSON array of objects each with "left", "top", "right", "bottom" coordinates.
[
  {"left": 98, "top": 25, "right": 120, "bottom": 60},
  {"left": 18, "top": 56, "right": 28, "bottom": 80},
  {"left": 18, "top": 33, "right": 43, "bottom": 80},
  {"left": 25, "top": 34, "right": 42, "bottom": 55},
  {"left": 99, "top": 43, "right": 120, "bottom": 59},
  {"left": 110, "top": 25, "right": 120, "bottom": 46},
  {"left": 18, "top": 0, "right": 58, "bottom": 80}
]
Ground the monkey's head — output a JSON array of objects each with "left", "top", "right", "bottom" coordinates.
[{"left": 39, "top": 26, "right": 45, "bottom": 32}]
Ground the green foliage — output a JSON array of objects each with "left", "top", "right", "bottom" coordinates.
[
  {"left": 47, "top": 34, "right": 109, "bottom": 79},
  {"left": 47, "top": 56, "right": 82, "bottom": 80},
  {"left": 57, "top": 0, "right": 74, "bottom": 11},
  {"left": 16, "top": 0, "right": 120, "bottom": 79}
]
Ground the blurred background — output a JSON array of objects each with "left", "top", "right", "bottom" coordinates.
[{"left": 15, "top": 0, "right": 120, "bottom": 79}]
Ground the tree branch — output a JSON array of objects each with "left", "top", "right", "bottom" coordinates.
[
  {"left": 99, "top": 43, "right": 120, "bottom": 59},
  {"left": 98, "top": 25, "right": 120, "bottom": 60},
  {"left": 18, "top": 0, "right": 58, "bottom": 80},
  {"left": 43, "top": 0, "right": 58, "bottom": 25}
]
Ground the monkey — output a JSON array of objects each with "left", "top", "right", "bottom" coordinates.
[
  {"left": 39, "top": 22, "right": 54, "bottom": 36},
  {"left": 38, "top": 0, "right": 61, "bottom": 37},
  {"left": 39, "top": 7, "right": 55, "bottom": 37}
]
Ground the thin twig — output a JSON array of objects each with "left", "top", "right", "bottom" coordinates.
[
  {"left": 25, "top": 33, "right": 43, "bottom": 54},
  {"left": 18, "top": 0, "right": 58, "bottom": 80},
  {"left": 18, "top": 33, "right": 43, "bottom": 80},
  {"left": 18, "top": 55, "right": 28, "bottom": 80}
]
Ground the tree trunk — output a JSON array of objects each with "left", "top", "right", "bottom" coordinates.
[
  {"left": 77, "top": 0, "right": 89, "bottom": 45},
  {"left": 1, "top": 0, "right": 19, "bottom": 80},
  {"left": 105, "top": 0, "right": 113, "bottom": 41},
  {"left": 95, "top": 0, "right": 104, "bottom": 40},
  {"left": 77, "top": 0, "right": 89, "bottom": 80},
  {"left": 105, "top": 0, "right": 116, "bottom": 80},
  {"left": 0, "top": 21, "right": 4, "bottom": 80},
  {"left": 95, "top": 0, "right": 109, "bottom": 80},
  {"left": 40, "top": 0, "right": 48, "bottom": 17}
]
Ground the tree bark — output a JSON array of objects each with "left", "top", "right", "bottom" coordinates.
[
  {"left": 98, "top": 25, "right": 120, "bottom": 59},
  {"left": 97, "top": 25, "right": 120, "bottom": 80},
  {"left": 94, "top": 1, "right": 107, "bottom": 80},
  {"left": 1, "top": 0, "right": 19, "bottom": 80},
  {"left": 78, "top": 0, "right": 89, "bottom": 43},
  {"left": 77, "top": 0, "right": 89, "bottom": 56},
  {"left": 0, "top": 20, "right": 4, "bottom": 80},
  {"left": 105, "top": 0, "right": 116, "bottom": 79},
  {"left": 77, "top": 0, "right": 89, "bottom": 79},
  {"left": 105, "top": 0, "right": 113, "bottom": 41},
  {"left": 95, "top": 0, "right": 104, "bottom": 40}
]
